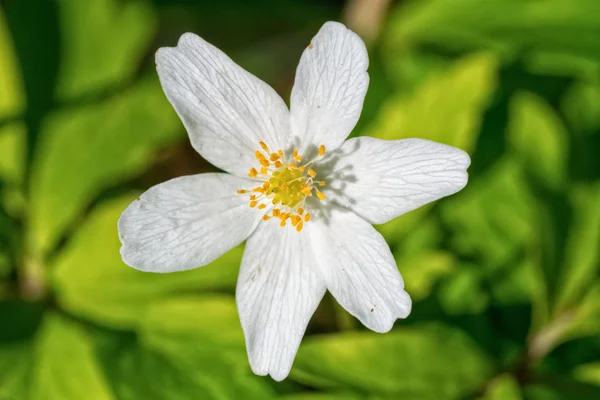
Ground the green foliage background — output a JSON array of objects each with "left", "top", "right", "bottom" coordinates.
[{"left": 1, "top": 0, "right": 599, "bottom": 398}]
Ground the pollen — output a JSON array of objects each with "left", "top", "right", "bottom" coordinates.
[{"left": 237, "top": 142, "right": 328, "bottom": 231}]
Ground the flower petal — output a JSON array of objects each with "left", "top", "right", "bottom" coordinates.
[
  {"left": 306, "top": 207, "right": 411, "bottom": 332},
  {"left": 290, "top": 22, "right": 369, "bottom": 154},
  {"left": 237, "top": 220, "right": 325, "bottom": 381},
  {"left": 329, "top": 137, "right": 471, "bottom": 224},
  {"left": 119, "top": 173, "right": 260, "bottom": 272},
  {"left": 156, "top": 33, "right": 290, "bottom": 177}
]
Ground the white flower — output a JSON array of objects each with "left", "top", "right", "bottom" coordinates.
[{"left": 118, "top": 22, "right": 470, "bottom": 381}]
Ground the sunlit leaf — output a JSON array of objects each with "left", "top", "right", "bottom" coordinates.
[
  {"left": 282, "top": 394, "right": 364, "bottom": 400},
  {"left": 0, "top": 8, "right": 25, "bottom": 118},
  {"left": 56, "top": 0, "right": 156, "bottom": 100},
  {"left": 365, "top": 53, "right": 497, "bottom": 153},
  {"left": 29, "top": 77, "right": 182, "bottom": 256},
  {"left": 479, "top": 374, "right": 522, "bottom": 400},
  {"left": 31, "top": 314, "right": 115, "bottom": 399},
  {"left": 52, "top": 195, "right": 242, "bottom": 329},
  {"left": 573, "top": 362, "right": 600, "bottom": 386},
  {"left": 138, "top": 295, "right": 273, "bottom": 399},
  {"left": 0, "top": 122, "right": 26, "bottom": 216},
  {"left": 0, "top": 342, "right": 32, "bottom": 399},
  {"left": 438, "top": 266, "right": 489, "bottom": 315},
  {"left": 387, "top": 0, "right": 600, "bottom": 62},
  {"left": 508, "top": 92, "right": 569, "bottom": 190},
  {"left": 292, "top": 324, "right": 494, "bottom": 399},
  {"left": 562, "top": 79, "right": 600, "bottom": 136},
  {"left": 556, "top": 184, "right": 600, "bottom": 310}
]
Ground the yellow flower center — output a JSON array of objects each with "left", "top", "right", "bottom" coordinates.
[{"left": 237, "top": 142, "right": 327, "bottom": 231}]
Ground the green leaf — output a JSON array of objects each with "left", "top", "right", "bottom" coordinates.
[
  {"left": 508, "top": 92, "right": 569, "bottom": 190},
  {"left": 0, "top": 342, "right": 33, "bottom": 400},
  {"left": 31, "top": 314, "right": 115, "bottom": 400},
  {"left": 388, "top": 0, "right": 600, "bottom": 62},
  {"left": 365, "top": 53, "right": 497, "bottom": 153},
  {"left": 0, "top": 8, "right": 25, "bottom": 118},
  {"left": 438, "top": 266, "right": 489, "bottom": 315},
  {"left": 292, "top": 324, "right": 494, "bottom": 399},
  {"left": 573, "top": 363, "right": 600, "bottom": 386},
  {"left": 29, "top": 77, "right": 182, "bottom": 256},
  {"left": 56, "top": 0, "right": 156, "bottom": 100},
  {"left": 556, "top": 184, "right": 600, "bottom": 309},
  {"left": 137, "top": 295, "right": 273, "bottom": 399},
  {"left": 52, "top": 195, "right": 243, "bottom": 329},
  {"left": 0, "top": 122, "right": 27, "bottom": 216},
  {"left": 562, "top": 79, "right": 600, "bottom": 136},
  {"left": 282, "top": 394, "right": 364, "bottom": 400},
  {"left": 480, "top": 374, "right": 522, "bottom": 400}
]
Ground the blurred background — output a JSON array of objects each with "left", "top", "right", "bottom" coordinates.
[{"left": 1, "top": 0, "right": 600, "bottom": 398}]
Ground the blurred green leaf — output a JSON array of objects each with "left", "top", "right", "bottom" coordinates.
[
  {"left": 56, "top": 0, "right": 156, "bottom": 100},
  {"left": 31, "top": 314, "right": 115, "bottom": 399},
  {"left": 0, "top": 123, "right": 26, "bottom": 185},
  {"left": 0, "top": 342, "right": 32, "bottom": 399},
  {"left": 365, "top": 53, "right": 498, "bottom": 153},
  {"left": 388, "top": 0, "right": 600, "bottom": 62},
  {"left": 479, "top": 374, "right": 522, "bottom": 400},
  {"left": 438, "top": 266, "right": 489, "bottom": 315},
  {"left": 442, "top": 158, "right": 535, "bottom": 274},
  {"left": 562, "top": 79, "right": 600, "bottom": 136},
  {"left": 562, "top": 284, "right": 600, "bottom": 343},
  {"left": 282, "top": 394, "right": 364, "bottom": 400},
  {"left": 53, "top": 195, "right": 242, "bottom": 329},
  {"left": 292, "top": 324, "right": 494, "bottom": 399},
  {"left": 508, "top": 92, "right": 569, "bottom": 190},
  {"left": 136, "top": 295, "right": 273, "bottom": 399},
  {"left": 0, "top": 8, "right": 25, "bottom": 118},
  {"left": 556, "top": 184, "right": 600, "bottom": 310},
  {"left": 573, "top": 362, "right": 600, "bottom": 386},
  {"left": 29, "top": 77, "right": 182, "bottom": 256}
]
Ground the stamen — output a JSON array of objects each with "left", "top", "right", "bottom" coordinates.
[{"left": 241, "top": 142, "right": 328, "bottom": 231}]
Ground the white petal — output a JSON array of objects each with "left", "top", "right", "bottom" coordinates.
[
  {"left": 156, "top": 33, "right": 290, "bottom": 177},
  {"left": 237, "top": 220, "right": 325, "bottom": 381},
  {"left": 306, "top": 208, "right": 411, "bottom": 332},
  {"left": 119, "top": 173, "right": 260, "bottom": 272},
  {"left": 328, "top": 137, "right": 471, "bottom": 224},
  {"left": 290, "top": 22, "right": 369, "bottom": 155}
]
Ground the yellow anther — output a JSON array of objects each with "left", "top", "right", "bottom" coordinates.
[{"left": 242, "top": 143, "right": 327, "bottom": 230}]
